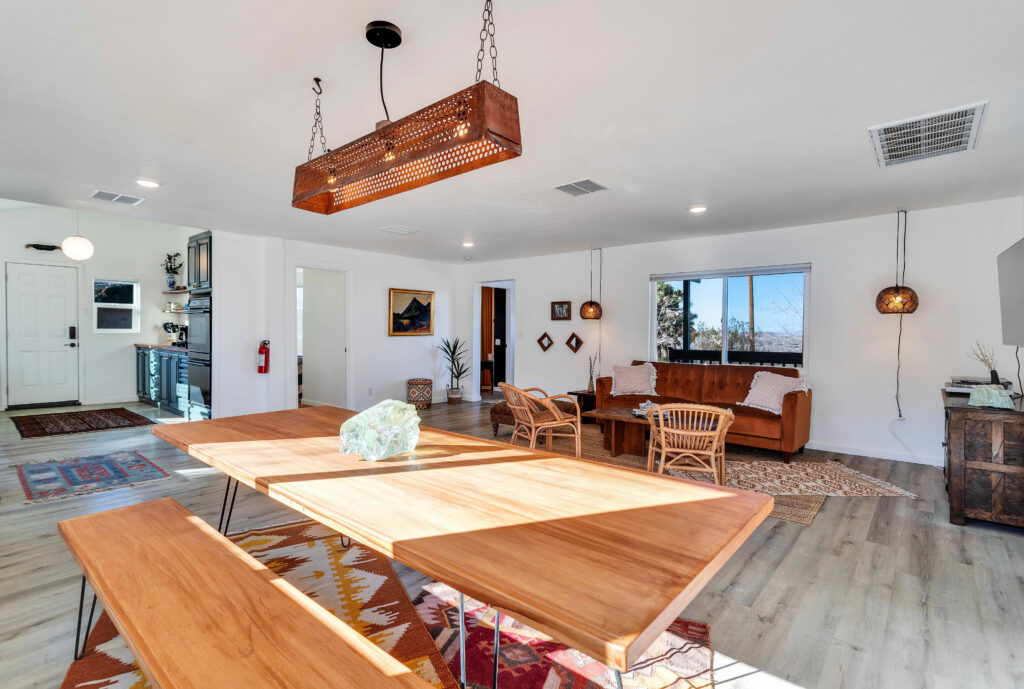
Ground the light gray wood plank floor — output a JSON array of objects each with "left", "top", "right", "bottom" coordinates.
[{"left": 1, "top": 398, "right": 1022, "bottom": 688}]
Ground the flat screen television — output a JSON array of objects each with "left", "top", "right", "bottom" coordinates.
[{"left": 997, "top": 236, "right": 1024, "bottom": 345}]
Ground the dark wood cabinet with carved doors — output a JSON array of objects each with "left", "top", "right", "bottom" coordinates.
[{"left": 943, "top": 390, "right": 1024, "bottom": 527}]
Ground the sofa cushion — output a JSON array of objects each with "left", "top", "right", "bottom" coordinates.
[
  {"left": 726, "top": 406, "right": 783, "bottom": 439},
  {"left": 611, "top": 363, "right": 657, "bottom": 396},
  {"left": 701, "top": 365, "right": 798, "bottom": 405},
  {"left": 643, "top": 361, "right": 704, "bottom": 401}
]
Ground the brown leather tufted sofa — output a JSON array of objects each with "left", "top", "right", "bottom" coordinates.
[{"left": 596, "top": 361, "right": 811, "bottom": 462}]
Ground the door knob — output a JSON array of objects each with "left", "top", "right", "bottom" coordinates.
[{"left": 64, "top": 343, "right": 77, "bottom": 348}]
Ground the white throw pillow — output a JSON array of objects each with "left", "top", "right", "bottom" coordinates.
[
  {"left": 738, "top": 371, "right": 809, "bottom": 415},
  {"left": 611, "top": 363, "right": 657, "bottom": 396}
]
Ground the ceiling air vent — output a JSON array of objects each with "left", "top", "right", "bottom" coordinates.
[
  {"left": 868, "top": 101, "right": 988, "bottom": 167},
  {"left": 555, "top": 179, "right": 608, "bottom": 196},
  {"left": 90, "top": 189, "right": 146, "bottom": 206},
  {"left": 379, "top": 225, "right": 420, "bottom": 236}
]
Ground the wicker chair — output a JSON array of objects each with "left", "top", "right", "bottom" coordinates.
[
  {"left": 646, "top": 403, "right": 735, "bottom": 485},
  {"left": 498, "top": 382, "right": 582, "bottom": 457}
]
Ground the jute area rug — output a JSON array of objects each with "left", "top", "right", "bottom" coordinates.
[{"left": 538, "top": 426, "right": 916, "bottom": 525}]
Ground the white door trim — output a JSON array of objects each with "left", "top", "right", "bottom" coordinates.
[
  {"left": 282, "top": 256, "right": 353, "bottom": 411},
  {"left": 2, "top": 260, "right": 83, "bottom": 409}
]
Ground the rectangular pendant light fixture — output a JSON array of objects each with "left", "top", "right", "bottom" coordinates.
[{"left": 292, "top": 81, "right": 521, "bottom": 214}]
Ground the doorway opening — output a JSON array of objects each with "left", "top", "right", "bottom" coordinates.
[
  {"left": 296, "top": 266, "right": 348, "bottom": 408},
  {"left": 476, "top": 280, "right": 515, "bottom": 401}
]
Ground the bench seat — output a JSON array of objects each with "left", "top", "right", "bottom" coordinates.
[{"left": 59, "top": 497, "right": 431, "bottom": 689}]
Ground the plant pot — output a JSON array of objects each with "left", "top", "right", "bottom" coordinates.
[
  {"left": 446, "top": 387, "right": 463, "bottom": 404},
  {"left": 166, "top": 274, "right": 177, "bottom": 290}
]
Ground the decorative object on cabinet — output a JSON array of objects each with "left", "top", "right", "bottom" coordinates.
[
  {"left": 407, "top": 378, "right": 433, "bottom": 410},
  {"left": 389, "top": 288, "right": 434, "bottom": 336},
  {"left": 291, "top": 2, "right": 521, "bottom": 215},
  {"left": 587, "top": 355, "right": 598, "bottom": 393},
  {"left": 537, "top": 332, "right": 554, "bottom": 351},
  {"left": 580, "top": 247, "right": 603, "bottom": 320},
  {"left": 967, "top": 341, "right": 1001, "bottom": 384},
  {"left": 943, "top": 390, "right": 1024, "bottom": 527},
  {"left": 551, "top": 301, "right": 571, "bottom": 320},
  {"left": 437, "top": 337, "right": 469, "bottom": 403},
  {"left": 161, "top": 252, "right": 183, "bottom": 290},
  {"left": 565, "top": 332, "right": 584, "bottom": 353}
]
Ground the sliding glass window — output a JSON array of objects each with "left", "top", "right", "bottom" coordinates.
[{"left": 650, "top": 265, "right": 809, "bottom": 367}]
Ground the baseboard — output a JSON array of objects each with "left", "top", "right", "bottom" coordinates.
[
  {"left": 805, "top": 440, "right": 943, "bottom": 467},
  {"left": 80, "top": 396, "right": 139, "bottom": 407}
]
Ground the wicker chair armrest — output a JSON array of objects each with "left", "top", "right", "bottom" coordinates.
[
  {"left": 545, "top": 395, "right": 581, "bottom": 419},
  {"left": 522, "top": 387, "right": 549, "bottom": 397}
]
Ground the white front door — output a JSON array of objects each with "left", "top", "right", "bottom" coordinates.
[{"left": 6, "top": 263, "right": 80, "bottom": 406}]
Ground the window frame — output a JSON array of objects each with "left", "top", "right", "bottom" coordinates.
[
  {"left": 648, "top": 263, "right": 810, "bottom": 367},
  {"left": 92, "top": 278, "right": 141, "bottom": 334}
]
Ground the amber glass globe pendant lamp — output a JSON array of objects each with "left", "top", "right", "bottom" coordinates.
[{"left": 876, "top": 210, "right": 918, "bottom": 314}]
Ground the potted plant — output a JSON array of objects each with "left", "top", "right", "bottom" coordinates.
[
  {"left": 968, "top": 341, "right": 1001, "bottom": 384},
  {"left": 437, "top": 337, "right": 470, "bottom": 403},
  {"left": 162, "top": 252, "right": 183, "bottom": 290}
]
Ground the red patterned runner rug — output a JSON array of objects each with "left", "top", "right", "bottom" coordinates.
[
  {"left": 11, "top": 407, "right": 154, "bottom": 438},
  {"left": 60, "top": 520, "right": 458, "bottom": 689}
]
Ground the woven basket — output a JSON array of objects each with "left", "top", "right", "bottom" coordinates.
[{"left": 407, "top": 378, "right": 433, "bottom": 410}]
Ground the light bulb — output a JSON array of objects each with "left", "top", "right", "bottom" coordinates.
[
  {"left": 689, "top": 205, "right": 708, "bottom": 214},
  {"left": 455, "top": 122, "right": 469, "bottom": 137},
  {"left": 61, "top": 235, "right": 94, "bottom": 261}
]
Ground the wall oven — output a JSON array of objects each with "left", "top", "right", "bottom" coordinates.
[
  {"left": 187, "top": 357, "right": 211, "bottom": 409},
  {"left": 185, "top": 295, "right": 211, "bottom": 410}
]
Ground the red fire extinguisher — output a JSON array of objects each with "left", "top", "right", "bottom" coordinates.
[{"left": 257, "top": 340, "right": 270, "bottom": 374}]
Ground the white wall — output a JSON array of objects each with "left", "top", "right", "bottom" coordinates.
[
  {"left": 455, "top": 197, "right": 1024, "bottom": 466},
  {"left": 301, "top": 267, "right": 348, "bottom": 406},
  {"left": 0, "top": 202, "right": 192, "bottom": 406},
  {"left": 211, "top": 234, "right": 456, "bottom": 417}
]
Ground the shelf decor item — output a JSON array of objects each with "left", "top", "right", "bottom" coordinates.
[
  {"left": 162, "top": 252, "right": 183, "bottom": 290},
  {"left": 537, "top": 332, "right": 553, "bottom": 351},
  {"left": 551, "top": 301, "right": 571, "bottom": 320},
  {"left": 338, "top": 400, "right": 421, "bottom": 461},
  {"left": 437, "top": 337, "right": 469, "bottom": 404},
  {"left": 389, "top": 288, "right": 434, "bottom": 336},
  {"left": 580, "top": 248, "right": 603, "bottom": 320},
  {"left": 292, "top": 2, "right": 521, "bottom": 215},
  {"left": 407, "top": 378, "right": 433, "bottom": 410},
  {"left": 587, "top": 355, "right": 598, "bottom": 393}
]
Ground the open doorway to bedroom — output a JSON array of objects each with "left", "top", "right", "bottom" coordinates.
[
  {"left": 296, "top": 266, "right": 349, "bottom": 408},
  {"left": 475, "top": 280, "right": 515, "bottom": 401}
]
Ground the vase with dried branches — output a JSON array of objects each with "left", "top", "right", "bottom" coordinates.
[
  {"left": 586, "top": 355, "right": 598, "bottom": 393},
  {"left": 968, "top": 341, "right": 1000, "bottom": 384}
]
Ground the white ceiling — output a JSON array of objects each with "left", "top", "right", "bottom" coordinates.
[{"left": 1, "top": 0, "right": 1022, "bottom": 263}]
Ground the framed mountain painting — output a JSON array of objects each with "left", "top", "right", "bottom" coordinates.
[{"left": 389, "top": 288, "right": 434, "bottom": 336}]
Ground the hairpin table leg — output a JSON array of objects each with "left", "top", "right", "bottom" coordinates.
[
  {"left": 492, "top": 610, "right": 501, "bottom": 688},
  {"left": 216, "top": 476, "right": 233, "bottom": 532},
  {"left": 222, "top": 481, "right": 239, "bottom": 534},
  {"left": 459, "top": 592, "right": 467, "bottom": 688},
  {"left": 73, "top": 575, "right": 98, "bottom": 660},
  {"left": 612, "top": 669, "right": 624, "bottom": 689}
]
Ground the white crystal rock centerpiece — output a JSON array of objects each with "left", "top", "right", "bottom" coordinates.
[{"left": 338, "top": 400, "right": 421, "bottom": 461}]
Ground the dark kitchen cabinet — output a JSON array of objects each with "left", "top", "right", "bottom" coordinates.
[
  {"left": 187, "top": 231, "right": 212, "bottom": 292},
  {"left": 136, "top": 346, "right": 193, "bottom": 417},
  {"left": 136, "top": 348, "right": 156, "bottom": 402}
]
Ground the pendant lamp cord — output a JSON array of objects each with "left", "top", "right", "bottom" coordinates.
[
  {"left": 597, "top": 248, "right": 603, "bottom": 374},
  {"left": 895, "top": 211, "right": 908, "bottom": 418},
  {"left": 379, "top": 47, "right": 390, "bottom": 121}
]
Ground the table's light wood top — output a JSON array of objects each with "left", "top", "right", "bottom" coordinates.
[
  {"left": 153, "top": 406, "right": 772, "bottom": 670},
  {"left": 58, "top": 497, "right": 432, "bottom": 689}
]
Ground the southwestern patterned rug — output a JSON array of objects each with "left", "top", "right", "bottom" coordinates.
[
  {"left": 415, "top": 581, "right": 713, "bottom": 689},
  {"left": 13, "top": 450, "right": 169, "bottom": 503},
  {"left": 60, "top": 520, "right": 459, "bottom": 689},
  {"left": 540, "top": 426, "right": 916, "bottom": 525},
  {"left": 11, "top": 407, "right": 154, "bottom": 439}
]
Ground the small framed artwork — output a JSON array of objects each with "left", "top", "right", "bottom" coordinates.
[
  {"left": 537, "top": 332, "right": 554, "bottom": 351},
  {"left": 551, "top": 301, "right": 571, "bottom": 321},
  {"left": 389, "top": 288, "right": 434, "bottom": 336},
  {"left": 565, "top": 332, "right": 584, "bottom": 353}
]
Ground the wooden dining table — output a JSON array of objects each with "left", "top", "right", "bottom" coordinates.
[{"left": 152, "top": 405, "right": 772, "bottom": 673}]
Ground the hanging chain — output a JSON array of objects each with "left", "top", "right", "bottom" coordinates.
[
  {"left": 474, "top": 0, "right": 500, "bottom": 88},
  {"left": 307, "top": 81, "right": 328, "bottom": 161}
]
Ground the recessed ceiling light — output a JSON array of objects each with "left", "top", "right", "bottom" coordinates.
[
  {"left": 462, "top": 241, "right": 475, "bottom": 248},
  {"left": 689, "top": 205, "right": 707, "bottom": 214},
  {"left": 463, "top": 256, "right": 473, "bottom": 261},
  {"left": 135, "top": 177, "right": 161, "bottom": 188}
]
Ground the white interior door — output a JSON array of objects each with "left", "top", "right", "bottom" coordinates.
[{"left": 6, "top": 263, "right": 80, "bottom": 406}]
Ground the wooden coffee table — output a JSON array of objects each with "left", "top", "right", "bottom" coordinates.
[{"left": 583, "top": 407, "right": 652, "bottom": 458}]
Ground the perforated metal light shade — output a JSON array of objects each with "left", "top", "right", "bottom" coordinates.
[
  {"left": 580, "top": 300, "right": 603, "bottom": 320},
  {"left": 293, "top": 81, "right": 521, "bottom": 214},
  {"left": 875, "top": 285, "right": 918, "bottom": 314}
]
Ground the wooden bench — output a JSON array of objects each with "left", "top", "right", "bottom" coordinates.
[{"left": 59, "top": 497, "right": 431, "bottom": 689}]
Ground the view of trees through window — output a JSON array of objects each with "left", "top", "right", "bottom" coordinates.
[{"left": 654, "top": 270, "right": 805, "bottom": 365}]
